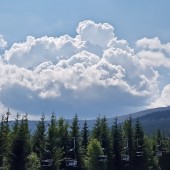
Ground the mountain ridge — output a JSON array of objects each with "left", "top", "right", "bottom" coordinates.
[{"left": 7, "top": 105, "right": 170, "bottom": 134}]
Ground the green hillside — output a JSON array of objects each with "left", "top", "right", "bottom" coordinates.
[{"left": 137, "top": 110, "right": 170, "bottom": 135}]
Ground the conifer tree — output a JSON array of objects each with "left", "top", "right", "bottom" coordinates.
[
  {"left": 70, "top": 114, "right": 79, "bottom": 138},
  {"left": 47, "top": 112, "right": 58, "bottom": 151},
  {"left": 57, "top": 117, "right": 69, "bottom": 150},
  {"left": 47, "top": 112, "right": 61, "bottom": 170},
  {"left": 9, "top": 114, "right": 31, "bottom": 170},
  {"left": 0, "top": 111, "right": 11, "bottom": 169},
  {"left": 57, "top": 117, "right": 69, "bottom": 137},
  {"left": 56, "top": 117, "right": 68, "bottom": 169},
  {"left": 112, "top": 117, "right": 123, "bottom": 170},
  {"left": 70, "top": 114, "right": 84, "bottom": 169},
  {"left": 57, "top": 117, "right": 69, "bottom": 146},
  {"left": 81, "top": 120, "right": 89, "bottom": 168},
  {"left": 144, "top": 137, "right": 160, "bottom": 170},
  {"left": 32, "top": 113, "right": 46, "bottom": 161},
  {"left": 0, "top": 115, "right": 5, "bottom": 168},
  {"left": 11, "top": 113, "right": 20, "bottom": 137},
  {"left": 123, "top": 116, "right": 135, "bottom": 169},
  {"left": 156, "top": 129, "right": 170, "bottom": 170},
  {"left": 92, "top": 116, "right": 101, "bottom": 139},
  {"left": 134, "top": 118, "right": 147, "bottom": 170},
  {"left": 26, "top": 152, "right": 40, "bottom": 170},
  {"left": 100, "top": 116, "right": 112, "bottom": 169},
  {"left": 82, "top": 120, "right": 89, "bottom": 153}
]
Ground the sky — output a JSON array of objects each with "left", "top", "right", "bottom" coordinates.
[{"left": 0, "top": 0, "right": 170, "bottom": 120}]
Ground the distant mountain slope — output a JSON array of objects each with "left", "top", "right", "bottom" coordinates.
[
  {"left": 136, "top": 109, "right": 170, "bottom": 135},
  {"left": 116, "top": 106, "right": 170, "bottom": 122},
  {"left": 8, "top": 106, "right": 170, "bottom": 135}
]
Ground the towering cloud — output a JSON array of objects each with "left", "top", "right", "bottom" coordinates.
[{"left": 0, "top": 20, "right": 169, "bottom": 119}]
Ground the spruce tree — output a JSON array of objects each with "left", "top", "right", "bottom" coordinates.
[
  {"left": 0, "top": 111, "right": 11, "bottom": 169},
  {"left": 144, "top": 137, "right": 160, "bottom": 170},
  {"left": 112, "top": 117, "right": 123, "bottom": 170},
  {"left": 26, "top": 152, "right": 41, "bottom": 170},
  {"left": 100, "top": 116, "right": 112, "bottom": 169},
  {"left": 57, "top": 117, "right": 68, "bottom": 169},
  {"left": 134, "top": 118, "right": 147, "bottom": 170},
  {"left": 92, "top": 116, "right": 101, "bottom": 139},
  {"left": 46, "top": 112, "right": 61, "bottom": 170},
  {"left": 123, "top": 116, "right": 135, "bottom": 169},
  {"left": 0, "top": 115, "right": 4, "bottom": 167},
  {"left": 70, "top": 114, "right": 84, "bottom": 169},
  {"left": 32, "top": 113, "right": 46, "bottom": 161},
  {"left": 156, "top": 129, "right": 170, "bottom": 170},
  {"left": 57, "top": 117, "right": 69, "bottom": 150},
  {"left": 11, "top": 113, "right": 20, "bottom": 137},
  {"left": 81, "top": 120, "right": 89, "bottom": 153},
  {"left": 9, "top": 114, "right": 31, "bottom": 170}
]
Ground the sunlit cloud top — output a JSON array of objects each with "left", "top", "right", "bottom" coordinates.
[{"left": 0, "top": 20, "right": 170, "bottom": 119}]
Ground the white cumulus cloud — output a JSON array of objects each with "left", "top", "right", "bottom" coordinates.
[
  {"left": 77, "top": 20, "right": 114, "bottom": 48},
  {"left": 0, "top": 35, "right": 7, "bottom": 49},
  {"left": 151, "top": 84, "right": 170, "bottom": 108},
  {"left": 136, "top": 37, "right": 170, "bottom": 54},
  {"left": 136, "top": 37, "right": 170, "bottom": 68},
  {"left": 0, "top": 20, "right": 169, "bottom": 118}
]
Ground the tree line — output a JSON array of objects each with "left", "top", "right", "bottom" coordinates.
[{"left": 0, "top": 111, "right": 170, "bottom": 170}]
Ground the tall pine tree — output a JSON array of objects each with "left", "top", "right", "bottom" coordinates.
[
  {"left": 100, "top": 116, "right": 112, "bottom": 169},
  {"left": 46, "top": 112, "right": 62, "bottom": 170},
  {"left": 9, "top": 114, "right": 31, "bottom": 170},
  {"left": 32, "top": 113, "right": 46, "bottom": 161},
  {"left": 92, "top": 116, "right": 101, "bottom": 139},
  {"left": 0, "top": 111, "right": 11, "bottom": 169},
  {"left": 81, "top": 120, "right": 89, "bottom": 153},
  {"left": 70, "top": 114, "right": 84, "bottom": 169},
  {"left": 123, "top": 116, "right": 135, "bottom": 169},
  {"left": 112, "top": 117, "right": 123, "bottom": 170}
]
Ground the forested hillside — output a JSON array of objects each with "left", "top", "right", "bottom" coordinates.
[
  {"left": 1, "top": 111, "right": 170, "bottom": 170},
  {"left": 137, "top": 110, "right": 170, "bottom": 135},
  {"left": 7, "top": 107, "right": 170, "bottom": 135}
]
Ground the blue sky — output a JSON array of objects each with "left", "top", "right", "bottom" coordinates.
[
  {"left": 1, "top": 0, "right": 170, "bottom": 45},
  {"left": 0, "top": 0, "right": 170, "bottom": 119}
]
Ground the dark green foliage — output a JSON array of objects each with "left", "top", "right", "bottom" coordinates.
[
  {"left": 57, "top": 117, "right": 69, "bottom": 169},
  {"left": 9, "top": 114, "right": 31, "bottom": 170},
  {"left": 46, "top": 112, "right": 62, "bottom": 170},
  {"left": 82, "top": 120, "right": 89, "bottom": 153},
  {"left": 0, "top": 110, "right": 170, "bottom": 169},
  {"left": 70, "top": 114, "right": 84, "bottom": 169},
  {"left": 155, "top": 130, "right": 170, "bottom": 170},
  {"left": 100, "top": 116, "right": 112, "bottom": 169},
  {"left": 92, "top": 116, "right": 101, "bottom": 139},
  {"left": 137, "top": 110, "right": 170, "bottom": 135},
  {"left": 0, "top": 111, "right": 10, "bottom": 169},
  {"left": 112, "top": 117, "right": 123, "bottom": 170},
  {"left": 57, "top": 117, "right": 69, "bottom": 153},
  {"left": 32, "top": 113, "right": 46, "bottom": 160},
  {"left": 26, "top": 152, "right": 40, "bottom": 169},
  {"left": 85, "top": 138, "right": 103, "bottom": 170},
  {"left": 133, "top": 118, "right": 148, "bottom": 170},
  {"left": 70, "top": 114, "right": 79, "bottom": 138},
  {"left": 123, "top": 116, "right": 135, "bottom": 169},
  {"left": 159, "top": 151, "right": 170, "bottom": 170}
]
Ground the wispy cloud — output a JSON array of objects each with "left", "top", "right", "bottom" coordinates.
[{"left": 0, "top": 35, "right": 7, "bottom": 48}]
